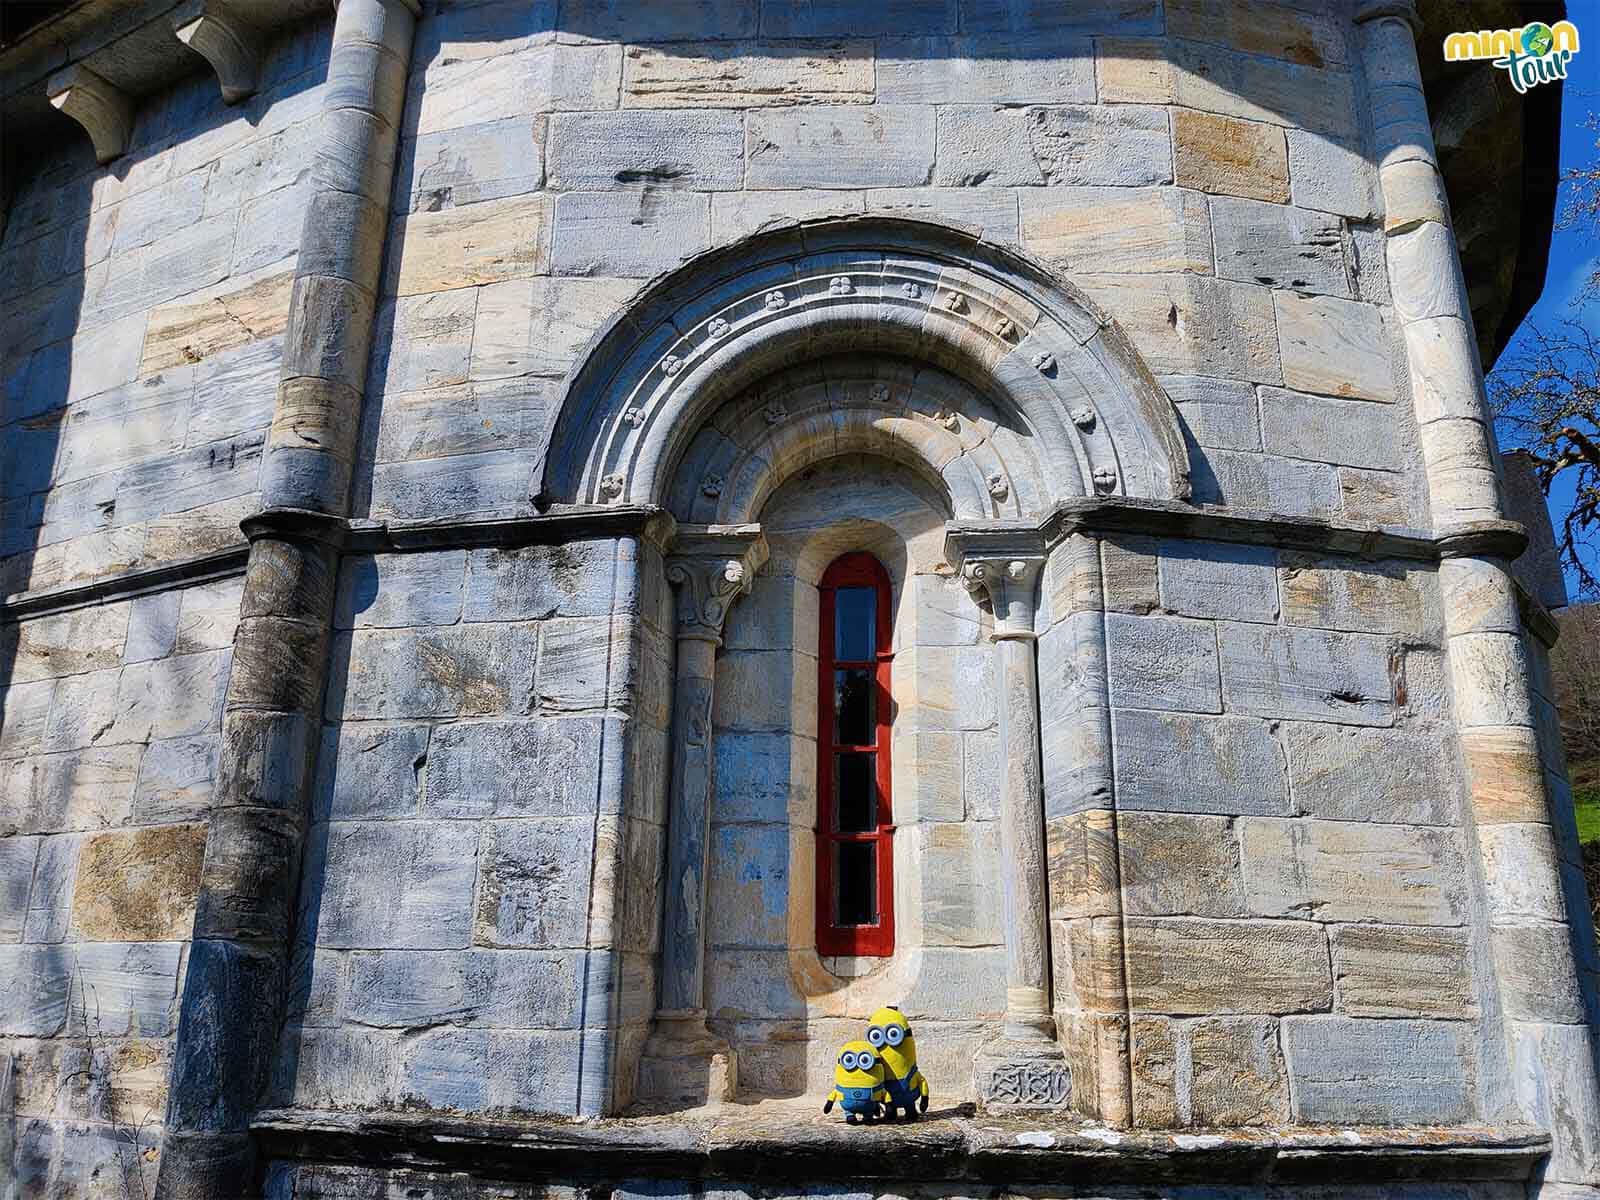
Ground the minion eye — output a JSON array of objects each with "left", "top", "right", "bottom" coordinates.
[
  {"left": 866, "top": 1026, "right": 885, "bottom": 1046},
  {"left": 840, "top": 1051, "right": 857, "bottom": 1070},
  {"left": 858, "top": 1051, "right": 875, "bottom": 1070},
  {"left": 885, "top": 1025, "right": 904, "bottom": 1046}
]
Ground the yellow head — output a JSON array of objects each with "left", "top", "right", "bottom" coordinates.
[
  {"left": 833, "top": 1039, "right": 885, "bottom": 1089},
  {"left": 866, "top": 1005, "right": 917, "bottom": 1077}
]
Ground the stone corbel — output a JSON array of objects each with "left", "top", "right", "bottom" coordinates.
[
  {"left": 46, "top": 66, "right": 133, "bottom": 165},
  {"left": 172, "top": 0, "right": 265, "bottom": 105}
]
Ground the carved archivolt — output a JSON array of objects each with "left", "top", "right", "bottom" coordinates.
[{"left": 535, "top": 216, "right": 1190, "bottom": 514}]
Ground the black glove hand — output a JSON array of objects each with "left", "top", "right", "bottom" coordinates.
[
  {"left": 918, "top": 1092, "right": 929, "bottom": 1113},
  {"left": 823, "top": 1098, "right": 834, "bottom": 1113}
]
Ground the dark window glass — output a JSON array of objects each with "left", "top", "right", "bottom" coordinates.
[
  {"left": 834, "top": 753, "right": 877, "bottom": 832},
  {"left": 836, "top": 842, "right": 877, "bottom": 926},
  {"left": 834, "top": 586, "right": 876, "bottom": 661},
  {"left": 834, "top": 668, "right": 874, "bottom": 745}
]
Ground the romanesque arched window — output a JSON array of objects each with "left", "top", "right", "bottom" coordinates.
[{"left": 816, "top": 551, "right": 894, "bottom": 957}]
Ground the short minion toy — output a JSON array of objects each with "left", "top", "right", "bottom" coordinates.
[
  {"left": 865, "top": 1005, "right": 929, "bottom": 1120},
  {"left": 823, "top": 1040, "right": 888, "bottom": 1124}
]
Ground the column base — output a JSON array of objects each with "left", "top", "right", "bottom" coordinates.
[
  {"left": 975, "top": 1031, "right": 1072, "bottom": 1111},
  {"left": 638, "top": 1011, "right": 738, "bottom": 1108}
]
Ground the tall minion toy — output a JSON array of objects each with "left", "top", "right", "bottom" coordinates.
[
  {"left": 823, "top": 1040, "right": 888, "bottom": 1124},
  {"left": 865, "top": 1005, "right": 929, "bottom": 1120}
]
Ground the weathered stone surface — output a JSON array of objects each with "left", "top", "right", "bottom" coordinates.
[
  {"left": 1020, "top": 188, "right": 1210, "bottom": 275},
  {"left": 625, "top": 40, "right": 873, "bottom": 107},
  {"left": 139, "top": 268, "right": 293, "bottom": 375},
  {"left": 1188, "top": 1016, "right": 1290, "bottom": 1126},
  {"left": 538, "top": 617, "right": 632, "bottom": 713},
  {"left": 0, "top": 835, "right": 38, "bottom": 940},
  {"left": 1172, "top": 41, "right": 1358, "bottom": 141},
  {"left": 551, "top": 190, "right": 709, "bottom": 278},
  {"left": 879, "top": 35, "right": 1093, "bottom": 104},
  {"left": 174, "top": 576, "right": 244, "bottom": 653},
  {"left": 1279, "top": 555, "right": 1433, "bottom": 636},
  {"left": 372, "top": 380, "right": 553, "bottom": 467},
  {"left": 936, "top": 104, "right": 1170, "bottom": 188},
  {"left": 344, "top": 949, "right": 585, "bottom": 1031},
  {"left": 1462, "top": 727, "right": 1546, "bottom": 825},
  {"left": 1239, "top": 818, "right": 1468, "bottom": 925},
  {"left": 1097, "top": 37, "right": 1173, "bottom": 102},
  {"left": 1211, "top": 197, "right": 1348, "bottom": 296},
  {"left": 1259, "top": 386, "right": 1398, "bottom": 471},
  {"left": 748, "top": 106, "right": 936, "bottom": 188},
  {"left": 1194, "top": 449, "right": 1341, "bottom": 516},
  {"left": 1219, "top": 622, "right": 1394, "bottom": 726},
  {"left": 314, "top": 822, "right": 481, "bottom": 950},
  {"left": 474, "top": 819, "right": 595, "bottom": 949},
  {"left": 922, "top": 820, "right": 1003, "bottom": 946},
  {"left": 549, "top": 110, "right": 745, "bottom": 191},
  {"left": 1105, "top": 614, "right": 1220, "bottom": 714},
  {"left": 68, "top": 940, "right": 183, "bottom": 1036},
  {"left": 9, "top": 605, "right": 130, "bottom": 683},
  {"left": 376, "top": 290, "right": 477, "bottom": 394},
  {"left": 464, "top": 541, "right": 619, "bottom": 621},
  {"left": 337, "top": 552, "right": 466, "bottom": 629},
  {"left": 471, "top": 276, "right": 640, "bottom": 381},
  {"left": 1119, "top": 812, "right": 1245, "bottom": 918},
  {"left": 1282, "top": 724, "right": 1459, "bottom": 825},
  {"left": 329, "top": 624, "right": 538, "bottom": 720},
  {"left": 134, "top": 734, "right": 219, "bottom": 823},
  {"left": 706, "top": 823, "right": 791, "bottom": 949},
  {"left": 1157, "top": 539, "right": 1278, "bottom": 623},
  {"left": 400, "top": 117, "right": 546, "bottom": 213},
  {"left": 1173, "top": 109, "right": 1288, "bottom": 202},
  {"left": 1332, "top": 924, "right": 1476, "bottom": 1019},
  {"left": 1100, "top": 535, "right": 1158, "bottom": 613},
  {"left": 1167, "top": 0, "right": 1347, "bottom": 68},
  {"left": 1272, "top": 292, "right": 1396, "bottom": 402},
  {"left": 1124, "top": 917, "right": 1331, "bottom": 1015},
  {"left": 712, "top": 189, "right": 865, "bottom": 240},
  {"left": 1448, "top": 631, "right": 1537, "bottom": 731},
  {"left": 1076, "top": 274, "right": 1281, "bottom": 383},
  {"left": 428, "top": 718, "right": 605, "bottom": 819},
  {"left": 1511, "top": 1021, "right": 1600, "bottom": 1184},
  {"left": 1114, "top": 710, "right": 1289, "bottom": 817},
  {"left": 1492, "top": 924, "right": 1587, "bottom": 1023},
  {"left": 314, "top": 724, "right": 431, "bottom": 822},
  {"left": 1478, "top": 822, "right": 1565, "bottom": 922},
  {"left": 69, "top": 824, "right": 206, "bottom": 942},
  {"left": 760, "top": 0, "right": 952, "bottom": 38},
  {"left": 1283, "top": 1016, "right": 1474, "bottom": 1123},
  {"left": 906, "top": 643, "right": 997, "bottom": 732},
  {"left": 0, "top": 945, "right": 72, "bottom": 1034},
  {"left": 390, "top": 194, "right": 549, "bottom": 297}
]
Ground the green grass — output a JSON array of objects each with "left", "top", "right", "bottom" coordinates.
[{"left": 1577, "top": 787, "right": 1600, "bottom": 845}]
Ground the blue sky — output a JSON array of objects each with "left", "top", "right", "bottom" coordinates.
[{"left": 1487, "top": 36, "right": 1600, "bottom": 600}]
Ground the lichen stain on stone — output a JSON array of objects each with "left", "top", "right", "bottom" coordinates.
[{"left": 71, "top": 824, "right": 207, "bottom": 942}]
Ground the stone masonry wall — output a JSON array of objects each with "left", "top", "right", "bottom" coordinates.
[
  {"left": 0, "top": 576, "right": 240, "bottom": 1196},
  {"left": 1, "top": 20, "right": 331, "bottom": 600},
  {"left": 1041, "top": 530, "right": 1493, "bottom": 1127},
  {"left": 272, "top": 536, "right": 666, "bottom": 1119},
  {"left": 355, "top": 0, "right": 1424, "bottom": 532}
]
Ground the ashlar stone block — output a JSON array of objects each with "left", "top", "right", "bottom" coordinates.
[
  {"left": 1097, "top": 37, "right": 1174, "bottom": 103},
  {"left": 1173, "top": 109, "right": 1288, "bottom": 203},
  {"left": 463, "top": 541, "right": 619, "bottom": 621},
  {"left": 1259, "top": 386, "right": 1399, "bottom": 471},
  {"left": 1188, "top": 1016, "right": 1291, "bottom": 1126},
  {"left": 315, "top": 821, "right": 480, "bottom": 950},
  {"left": 70, "top": 824, "right": 206, "bottom": 942},
  {"left": 1076, "top": 274, "right": 1281, "bottom": 384},
  {"left": 625, "top": 39, "right": 874, "bottom": 107},
  {"left": 1124, "top": 917, "right": 1331, "bottom": 1015},
  {"left": 0, "top": 945, "right": 72, "bottom": 1035},
  {"left": 1219, "top": 622, "right": 1395, "bottom": 726},
  {"left": 1288, "top": 129, "right": 1379, "bottom": 219},
  {"left": 474, "top": 819, "right": 595, "bottom": 949},
  {"left": 1156, "top": 539, "right": 1278, "bottom": 623},
  {"left": 67, "top": 941, "right": 182, "bottom": 1037},
  {"left": 400, "top": 116, "right": 546, "bottom": 213},
  {"left": 0, "top": 835, "right": 39, "bottom": 940},
  {"left": 1279, "top": 555, "right": 1433, "bottom": 637},
  {"left": 878, "top": 35, "right": 1093, "bottom": 105},
  {"left": 1020, "top": 187, "right": 1211, "bottom": 275},
  {"left": 1331, "top": 924, "right": 1476, "bottom": 1019},
  {"left": 548, "top": 110, "right": 745, "bottom": 191},
  {"left": 1239, "top": 818, "right": 1468, "bottom": 925},
  {"left": 377, "top": 289, "right": 477, "bottom": 395},
  {"left": 330, "top": 623, "right": 538, "bottom": 720},
  {"left": 748, "top": 106, "right": 936, "bottom": 189},
  {"left": 551, "top": 190, "right": 709, "bottom": 278},
  {"left": 1118, "top": 811, "right": 1246, "bottom": 918},
  {"left": 470, "top": 276, "right": 641, "bottom": 381},
  {"left": 1272, "top": 291, "right": 1397, "bottom": 403},
  {"left": 390, "top": 194, "right": 550, "bottom": 297},
  {"left": 1114, "top": 710, "right": 1289, "bottom": 817},
  {"left": 1282, "top": 723, "right": 1459, "bottom": 826},
  {"left": 707, "top": 823, "right": 791, "bottom": 949},
  {"left": 427, "top": 718, "right": 605, "bottom": 818},
  {"left": 1283, "top": 1016, "right": 1473, "bottom": 1123},
  {"left": 1211, "top": 196, "right": 1349, "bottom": 297},
  {"left": 1105, "top": 614, "right": 1220, "bottom": 714}
]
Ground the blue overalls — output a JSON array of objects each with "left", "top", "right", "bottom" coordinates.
[{"left": 838, "top": 1085, "right": 878, "bottom": 1117}]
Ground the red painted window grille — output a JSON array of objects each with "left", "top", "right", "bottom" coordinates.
[{"left": 816, "top": 552, "right": 895, "bottom": 958}]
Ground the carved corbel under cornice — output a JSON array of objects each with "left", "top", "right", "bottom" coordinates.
[
  {"left": 172, "top": 0, "right": 265, "bottom": 105},
  {"left": 665, "top": 524, "right": 769, "bottom": 645},
  {"left": 46, "top": 65, "right": 133, "bottom": 164}
]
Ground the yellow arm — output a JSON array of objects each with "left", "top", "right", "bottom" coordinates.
[{"left": 824, "top": 1087, "right": 842, "bottom": 1113}]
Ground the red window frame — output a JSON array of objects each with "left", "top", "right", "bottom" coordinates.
[{"left": 815, "top": 552, "right": 895, "bottom": 958}]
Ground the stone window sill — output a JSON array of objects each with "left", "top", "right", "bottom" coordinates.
[{"left": 253, "top": 1101, "right": 1551, "bottom": 1187}]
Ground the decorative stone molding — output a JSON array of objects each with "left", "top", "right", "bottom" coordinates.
[
  {"left": 978, "top": 1054, "right": 1073, "bottom": 1109},
  {"left": 172, "top": 0, "right": 264, "bottom": 105},
  {"left": 665, "top": 525, "right": 768, "bottom": 646},
  {"left": 955, "top": 545, "right": 1045, "bottom": 639},
  {"left": 46, "top": 65, "right": 132, "bottom": 164},
  {"left": 536, "top": 217, "right": 1192, "bottom": 514}
]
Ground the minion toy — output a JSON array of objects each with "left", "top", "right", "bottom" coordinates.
[
  {"left": 823, "top": 1040, "right": 888, "bottom": 1124},
  {"left": 865, "top": 1006, "right": 929, "bottom": 1120}
]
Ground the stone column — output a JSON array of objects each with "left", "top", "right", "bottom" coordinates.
[
  {"left": 949, "top": 530, "right": 1071, "bottom": 1107},
  {"left": 1358, "top": 2, "right": 1600, "bottom": 1187},
  {"left": 639, "top": 525, "right": 768, "bottom": 1106},
  {"left": 155, "top": 1, "right": 417, "bottom": 1195}
]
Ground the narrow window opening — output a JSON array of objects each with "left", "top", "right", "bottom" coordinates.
[{"left": 816, "top": 552, "right": 894, "bottom": 957}]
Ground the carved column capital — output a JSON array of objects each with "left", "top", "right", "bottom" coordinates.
[
  {"left": 665, "top": 524, "right": 769, "bottom": 645},
  {"left": 1352, "top": 0, "right": 1421, "bottom": 32},
  {"left": 946, "top": 525, "right": 1048, "bottom": 640},
  {"left": 47, "top": 65, "right": 132, "bottom": 165},
  {"left": 173, "top": 0, "right": 264, "bottom": 105}
]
